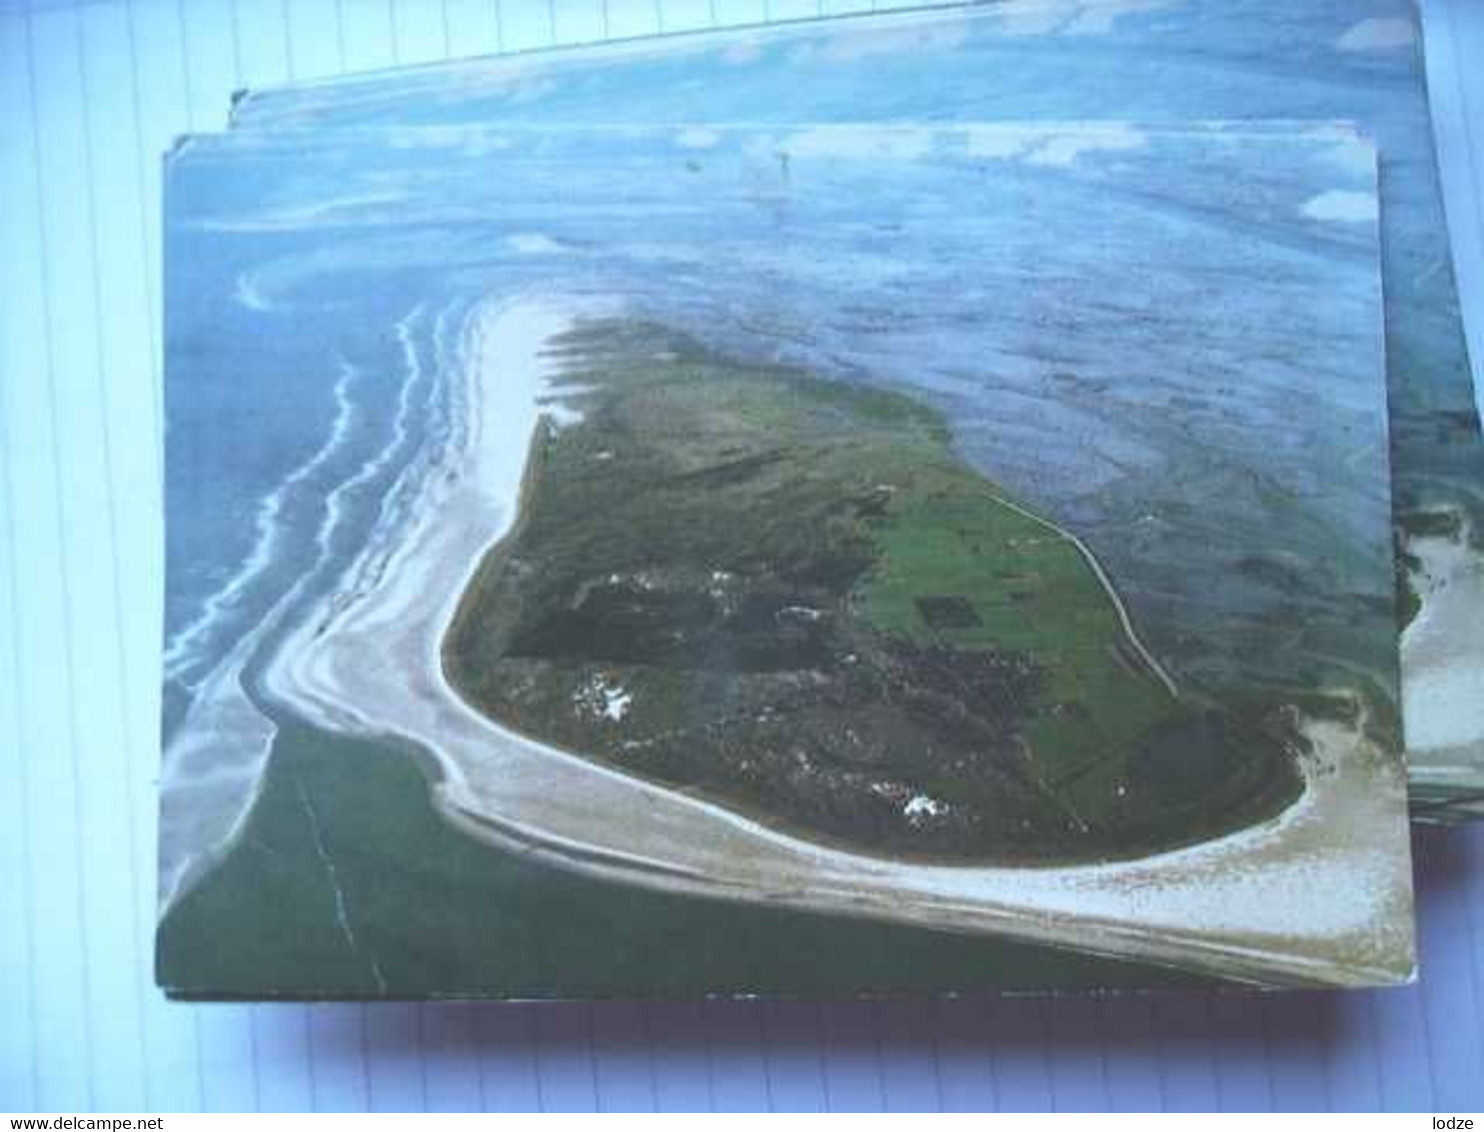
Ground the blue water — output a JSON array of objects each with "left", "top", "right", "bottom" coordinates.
[
  {"left": 163, "top": 280, "right": 468, "bottom": 709},
  {"left": 163, "top": 123, "right": 1393, "bottom": 753},
  {"left": 229, "top": 0, "right": 1484, "bottom": 572}
]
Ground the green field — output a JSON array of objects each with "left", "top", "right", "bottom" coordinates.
[{"left": 444, "top": 320, "right": 1300, "bottom": 861}]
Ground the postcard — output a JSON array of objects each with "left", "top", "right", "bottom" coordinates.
[
  {"left": 157, "top": 123, "right": 1411, "bottom": 997},
  {"left": 229, "top": 0, "right": 1484, "bottom": 821}
]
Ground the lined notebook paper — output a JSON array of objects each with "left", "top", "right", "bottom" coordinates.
[{"left": 1, "top": 0, "right": 1483, "bottom": 1112}]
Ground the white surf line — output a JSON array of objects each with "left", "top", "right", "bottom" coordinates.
[
  {"left": 262, "top": 292, "right": 1413, "bottom": 987},
  {"left": 310, "top": 306, "right": 459, "bottom": 631},
  {"left": 166, "top": 302, "right": 441, "bottom": 685},
  {"left": 163, "top": 353, "right": 362, "bottom": 683},
  {"left": 982, "top": 486, "right": 1181, "bottom": 699},
  {"left": 312, "top": 307, "right": 436, "bottom": 561},
  {"left": 159, "top": 301, "right": 438, "bottom": 911}
]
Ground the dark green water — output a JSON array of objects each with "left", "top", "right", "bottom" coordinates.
[{"left": 157, "top": 722, "right": 1198, "bottom": 999}]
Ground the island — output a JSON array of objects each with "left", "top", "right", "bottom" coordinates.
[{"left": 443, "top": 319, "right": 1301, "bottom": 862}]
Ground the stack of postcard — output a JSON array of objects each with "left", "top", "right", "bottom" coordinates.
[{"left": 158, "top": 0, "right": 1484, "bottom": 999}]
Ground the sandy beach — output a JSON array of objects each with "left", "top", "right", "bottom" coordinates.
[
  {"left": 1402, "top": 507, "right": 1484, "bottom": 815},
  {"left": 258, "top": 292, "right": 1415, "bottom": 987}
]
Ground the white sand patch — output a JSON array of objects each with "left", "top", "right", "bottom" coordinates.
[
  {"left": 903, "top": 795, "right": 945, "bottom": 824},
  {"left": 1337, "top": 17, "right": 1416, "bottom": 53},
  {"left": 574, "top": 674, "right": 634, "bottom": 723},
  {"left": 603, "top": 688, "right": 632, "bottom": 722},
  {"left": 1401, "top": 513, "right": 1484, "bottom": 782},
  {"left": 778, "top": 605, "right": 822, "bottom": 622},
  {"left": 1302, "top": 190, "right": 1378, "bottom": 224},
  {"left": 260, "top": 292, "right": 1413, "bottom": 987}
]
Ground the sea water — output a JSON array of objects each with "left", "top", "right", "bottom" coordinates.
[{"left": 162, "top": 124, "right": 1392, "bottom": 896}]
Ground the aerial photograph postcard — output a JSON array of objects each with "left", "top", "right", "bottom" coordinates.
[
  {"left": 231, "top": 0, "right": 1484, "bottom": 822},
  {"left": 158, "top": 123, "right": 1413, "bottom": 997}
]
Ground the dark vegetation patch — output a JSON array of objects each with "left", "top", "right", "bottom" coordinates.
[
  {"left": 1399, "top": 508, "right": 1463, "bottom": 541},
  {"left": 915, "top": 595, "right": 984, "bottom": 630},
  {"left": 1395, "top": 507, "right": 1465, "bottom": 630}
]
